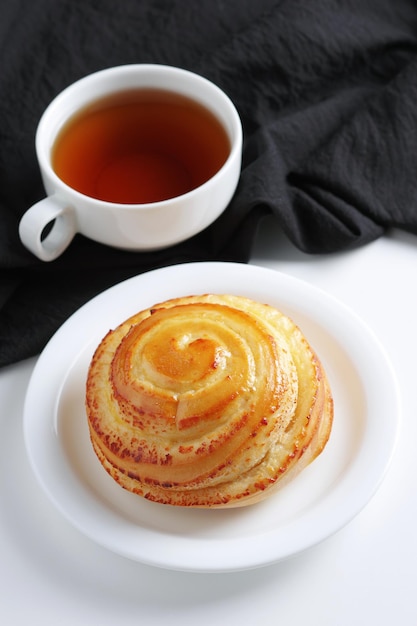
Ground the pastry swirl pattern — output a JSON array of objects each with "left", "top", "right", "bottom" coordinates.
[{"left": 86, "top": 294, "right": 333, "bottom": 507}]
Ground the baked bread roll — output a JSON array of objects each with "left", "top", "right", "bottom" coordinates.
[{"left": 86, "top": 294, "right": 333, "bottom": 508}]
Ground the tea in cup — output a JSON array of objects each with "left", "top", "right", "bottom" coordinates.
[{"left": 19, "top": 64, "right": 242, "bottom": 261}]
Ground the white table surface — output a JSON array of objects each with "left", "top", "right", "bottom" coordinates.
[{"left": 1, "top": 216, "right": 415, "bottom": 625}]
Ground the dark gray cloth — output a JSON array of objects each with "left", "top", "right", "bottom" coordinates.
[{"left": 1, "top": 0, "right": 417, "bottom": 366}]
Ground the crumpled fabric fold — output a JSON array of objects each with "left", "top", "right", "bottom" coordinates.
[{"left": 1, "top": 0, "right": 417, "bottom": 366}]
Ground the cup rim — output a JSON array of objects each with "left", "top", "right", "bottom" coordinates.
[{"left": 35, "top": 63, "right": 243, "bottom": 210}]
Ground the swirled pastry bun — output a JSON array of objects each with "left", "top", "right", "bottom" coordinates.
[{"left": 86, "top": 294, "right": 333, "bottom": 508}]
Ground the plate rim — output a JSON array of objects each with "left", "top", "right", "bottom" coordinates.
[{"left": 23, "top": 261, "right": 401, "bottom": 572}]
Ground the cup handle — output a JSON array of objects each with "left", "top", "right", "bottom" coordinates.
[{"left": 19, "top": 196, "right": 77, "bottom": 262}]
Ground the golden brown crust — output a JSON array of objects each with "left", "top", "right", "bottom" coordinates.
[{"left": 86, "top": 294, "right": 333, "bottom": 507}]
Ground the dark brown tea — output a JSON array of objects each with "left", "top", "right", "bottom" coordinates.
[{"left": 52, "top": 89, "right": 231, "bottom": 204}]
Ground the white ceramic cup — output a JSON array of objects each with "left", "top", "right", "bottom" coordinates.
[{"left": 19, "top": 64, "right": 242, "bottom": 261}]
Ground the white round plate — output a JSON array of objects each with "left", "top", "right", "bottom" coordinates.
[{"left": 23, "top": 262, "right": 400, "bottom": 572}]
